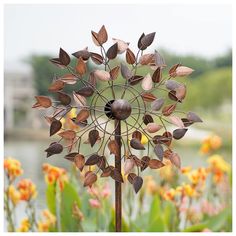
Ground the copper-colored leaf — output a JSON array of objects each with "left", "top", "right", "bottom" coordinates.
[
  {"left": 162, "top": 104, "right": 176, "bottom": 116},
  {"left": 168, "top": 90, "right": 178, "bottom": 101},
  {"left": 151, "top": 98, "right": 164, "bottom": 111},
  {"left": 94, "top": 69, "right": 110, "bottom": 81},
  {"left": 101, "top": 167, "right": 112, "bottom": 177},
  {"left": 173, "top": 128, "right": 188, "bottom": 140},
  {"left": 111, "top": 168, "right": 124, "bottom": 183},
  {"left": 181, "top": 118, "right": 194, "bottom": 127},
  {"left": 74, "top": 154, "right": 85, "bottom": 171},
  {"left": 76, "top": 57, "right": 86, "bottom": 76},
  {"left": 108, "top": 140, "right": 119, "bottom": 156},
  {"left": 88, "top": 130, "right": 99, "bottom": 147},
  {"left": 58, "top": 130, "right": 76, "bottom": 140},
  {"left": 91, "top": 31, "right": 100, "bottom": 46},
  {"left": 120, "top": 63, "right": 133, "bottom": 80},
  {"left": 107, "top": 43, "right": 118, "bottom": 59},
  {"left": 60, "top": 74, "right": 77, "bottom": 85},
  {"left": 141, "top": 73, "right": 153, "bottom": 91},
  {"left": 153, "top": 50, "right": 166, "bottom": 68},
  {"left": 76, "top": 87, "right": 94, "bottom": 97},
  {"left": 169, "top": 152, "right": 181, "bottom": 169},
  {"left": 48, "top": 80, "right": 64, "bottom": 92},
  {"left": 59, "top": 48, "right": 70, "bottom": 66},
  {"left": 169, "top": 116, "right": 185, "bottom": 128},
  {"left": 84, "top": 172, "right": 97, "bottom": 187},
  {"left": 133, "top": 176, "right": 143, "bottom": 193},
  {"left": 91, "top": 52, "right": 103, "bottom": 65},
  {"left": 152, "top": 67, "right": 161, "bottom": 83},
  {"left": 110, "top": 66, "right": 120, "bottom": 80},
  {"left": 49, "top": 58, "right": 65, "bottom": 68},
  {"left": 32, "top": 96, "right": 52, "bottom": 108},
  {"left": 140, "top": 32, "right": 156, "bottom": 49},
  {"left": 162, "top": 131, "right": 172, "bottom": 146},
  {"left": 72, "top": 49, "right": 90, "bottom": 60},
  {"left": 127, "top": 173, "right": 137, "bottom": 184},
  {"left": 154, "top": 144, "right": 164, "bottom": 161},
  {"left": 85, "top": 154, "right": 100, "bottom": 165},
  {"left": 97, "top": 25, "right": 108, "bottom": 45},
  {"left": 112, "top": 38, "right": 129, "bottom": 53},
  {"left": 128, "top": 75, "right": 143, "bottom": 86},
  {"left": 126, "top": 48, "right": 136, "bottom": 64},
  {"left": 50, "top": 120, "right": 62, "bottom": 136},
  {"left": 57, "top": 92, "right": 71, "bottom": 106},
  {"left": 149, "top": 159, "right": 165, "bottom": 169},
  {"left": 45, "top": 142, "right": 63, "bottom": 158},
  {"left": 187, "top": 112, "right": 203, "bottom": 123},
  {"left": 124, "top": 158, "right": 135, "bottom": 175},
  {"left": 139, "top": 53, "right": 154, "bottom": 65},
  {"left": 130, "top": 138, "right": 145, "bottom": 150},
  {"left": 141, "top": 93, "right": 156, "bottom": 102},
  {"left": 64, "top": 152, "right": 78, "bottom": 161},
  {"left": 137, "top": 33, "right": 146, "bottom": 50},
  {"left": 97, "top": 156, "right": 106, "bottom": 171},
  {"left": 76, "top": 109, "right": 89, "bottom": 123},
  {"left": 73, "top": 91, "right": 87, "bottom": 107},
  {"left": 141, "top": 156, "right": 150, "bottom": 171},
  {"left": 146, "top": 123, "right": 163, "bottom": 133},
  {"left": 132, "top": 130, "right": 142, "bottom": 141},
  {"left": 169, "top": 63, "right": 181, "bottom": 77},
  {"left": 143, "top": 114, "right": 154, "bottom": 125}
]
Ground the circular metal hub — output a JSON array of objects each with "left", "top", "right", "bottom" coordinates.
[{"left": 111, "top": 99, "right": 132, "bottom": 120}]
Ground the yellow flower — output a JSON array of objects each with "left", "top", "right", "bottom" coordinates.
[
  {"left": 163, "top": 188, "right": 176, "bottom": 201},
  {"left": 37, "top": 209, "right": 56, "bottom": 232},
  {"left": 17, "top": 179, "right": 37, "bottom": 201},
  {"left": 182, "top": 183, "right": 196, "bottom": 197},
  {"left": 7, "top": 185, "right": 21, "bottom": 205},
  {"left": 159, "top": 159, "right": 175, "bottom": 182},
  {"left": 4, "top": 157, "right": 23, "bottom": 180},
  {"left": 181, "top": 166, "right": 192, "bottom": 174},
  {"left": 17, "top": 218, "right": 30, "bottom": 232},
  {"left": 42, "top": 163, "right": 68, "bottom": 191},
  {"left": 187, "top": 167, "right": 207, "bottom": 185},
  {"left": 141, "top": 134, "right": 148, "bottom": 145},
  {"left": 200, "top": 134, "right": 222, "bottom": 154},
  {"left": 207, "top": 155, "right": 230, "bottom": 173}
]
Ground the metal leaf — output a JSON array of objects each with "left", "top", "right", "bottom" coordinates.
[
  {"left": 76, "top": 57, "right": 86, "bottom": 76},
  {"left": 91, "top": 52, "right": 103, "bottom": 65},
  {"left": 108, "top": 140, "right": 119, "bottom": 156},
  {"left": 141, "top": 73, "right": 153, "bottom": 91},
  {"left": 141, "top": 93, "right": 156, "bottom": 102},
  {"left": 120, "top": 63, "right": 133, "bottom": 80},
  {"left": 141, "top": 156, "right": 150, "bottom": 171},
  {"left": 72, "top": 48, "right": 90, "bottom": 60},
  {"left": 58, "top": 130, "right": 76, "bottom": 140},
  {"left": 59, "top": 48, "right": 70, "bottom": 66},
  {"left": 146, "top": 123, "right": 163, "bottom": 133},
  {"left": 132, "top": 130, "right": 142, "bottom": 141},
  {"left": 162, "top": 104, "right": 176, "bottom": 116},
  {"left": 169, "top": 152, "right": 181, "bottom": 169},
  {"left": 88, "top": 130, "right": 99, "bottom": 147},
  {"left": 143, "top": 114, "right": 154, "bottom": 125},
  {"left": 94, "top": 69, "right": 110, "bottom": 81},
  {"left": 48, "top": 80, "right": 64, "bottom": 92},
  {"left": 32, "top": 96, "right": 52, "bottom": 108},
  {"left": 84, "top": 172, "right": 97, "bottom": 187},
  {"left": 50, "top": 120, "right": 62, "bottom": 136},
  {"left": 85, "top": 154, "right": 100, "bottom": 165},
  {"left": 128, "top": 75, "right": 143, "bottom": 86},
  {"left": 154, "top": 144, "right": 164, "bottom": 161},
  {"left": 73, "top": 91, "right": 87, "bottom": 107},
  {"left": 130, "top": 138, "right": 145, "bottom": 150},
  {"left": 151, "top": 98, "right": 164, "bottom": 111},
  {"left": 187, "top": 111, "right": 203, "bottom": 123},
  {"left": 126, "top": 48, "right": 136, "bottom": 64},
  {"left": 74, "top": 154, "right": 85, "bottom": 171},
  {"left": 133, "top": 176, "right": 143, "bottom": 193},
  {"left": 139, "top": 53, "right": 154, "bottom": 65},
  {"left": 124, "top": 159, "right": 135, "bottom": 175},
  {"left": 45, "top": 142, "right": 63, "bottom": 157},
  {"left": 112, "top": 38, "right": 129, "bottom": 54},
  {"left": 110, "top": 66, "right": 120, "bottom": 80},
  {"left": 148, "top": 159, "right": 165, "bottom": 169},
  {"left": 57, "top": 92, "right": 71, "bottom": 106},
  {"left": 140, "top": 32, "right": 156, "bottom": 48},
  {"left": 137, "top": 33, "right": 146, "bottom": 50},
  {"left": 154, "top": 50, "right": 166, "bottom": 68},
  {"left": 173, "top": 128, "right": 188, "bottom": 140},
  {"left": 152, "top": 67, "right": 161, "bottom": 83},
  {"left": 97, "top": 25, "right": 108, "bottom": 45},
  {"left": 76, "top": 109, "right": 90, "bottom": 122},
  {"left": 107, "top": 43, "right": 118, "bottom": 59},
  {"left": 169, "top": 115, "right": 185, "bottom": 128},
  {"left": 76, "top": 87, "right": 94, "bottom": 97},
  {"left": 127, "top": 173, "right": 137, "bottom": 184},
  {"left": 175, "top": 66, "right": 194, "bottom": 77},
  {"left": 64, "top": 152, "right": 78, "bottom": 161},
  {"left": 175, "top": 84, "right": 186, "bottom": 101},
  {"left": 111, "top": 168, "right": 124, "bottom": 183},
  {"left": 165, "top": 80, "right": 180, "bottom": 90},
  {"left": 169, "top": 63, "right": 181, "bottom": 77},
  {"left": 60, "top": 74, "right": 77, "bottom": 85}
]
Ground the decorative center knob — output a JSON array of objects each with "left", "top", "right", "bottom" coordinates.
[{"left": 110, "top": 99, "right": 132, "bottom": 120}]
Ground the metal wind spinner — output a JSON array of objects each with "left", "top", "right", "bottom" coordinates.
[{"left": 32, "top": 25, "right": 202, "bottom": 232}]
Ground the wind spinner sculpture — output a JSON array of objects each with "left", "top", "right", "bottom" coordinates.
[{"left": 33, "top": 25, "right": 202, "bottom": 232}]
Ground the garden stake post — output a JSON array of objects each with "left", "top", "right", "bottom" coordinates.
[{"left": 33, "top": 25, "right": 202, "bottom": 232}]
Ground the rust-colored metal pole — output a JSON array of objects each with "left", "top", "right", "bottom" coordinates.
[{"left": 114, "top": 119, "right": 122, "bottom": 232}]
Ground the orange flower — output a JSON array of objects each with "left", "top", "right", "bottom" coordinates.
[
  {"left": 4, "top": 157, "right": 23, "bottom": 181},
  {"left": 37, "top": 209, "right": 56, "bottom": 232},
  {"left": 42, "top": 163, "right": 68, "bottom": 190},
  {"left": 200, "top": 134, "right": 222, "bottom": 154},
  {"left": 17, "top": 218, "right": 30, "bottom": 232},
  {"left": 17, "top": 179, "right": 37, "bottom": 201},
  {"left": 7, "top": 185, "right": 21, "bottom": 205}
]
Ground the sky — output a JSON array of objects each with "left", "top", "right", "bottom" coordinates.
[{"left": 4, "top": 4, "right": 232, "bottom": 72}]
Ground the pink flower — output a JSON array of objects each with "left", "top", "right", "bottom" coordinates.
[
  {"left": 101, "top": 183, "right": 111, "bottom": 198},
  {"left": 89, "top": 199, "right": 101, "bottom": 208}
]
